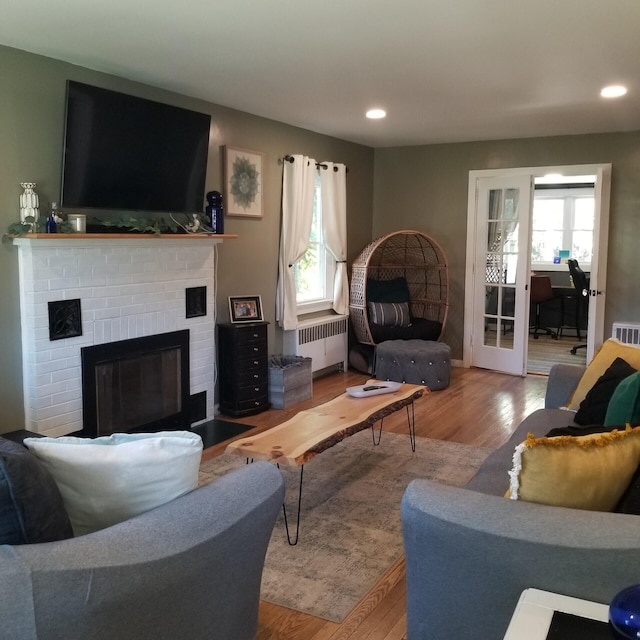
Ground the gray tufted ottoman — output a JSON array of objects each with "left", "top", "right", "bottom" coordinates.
[{"left": 374, "top": 340, "right": 451, "bottom": 390}]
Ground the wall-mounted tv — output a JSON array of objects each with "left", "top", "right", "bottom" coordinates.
[{"left": 61, "top": 81, "right": 211, "bottom": 215}]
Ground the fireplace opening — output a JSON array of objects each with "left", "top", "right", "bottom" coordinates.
[{"left": 81, "top": 330, "right": 190, "bottom": 438}]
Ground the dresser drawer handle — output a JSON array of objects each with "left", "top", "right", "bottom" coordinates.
[
  {"left": 253, "top": 374, "right": 259, "bottom": 379},
  {"left": 253, "top": 347, "right": 259, "bottom": 352}
]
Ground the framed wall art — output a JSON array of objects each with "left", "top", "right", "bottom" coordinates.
[
  {"left": 229, "top": 295, "right": 264, "bottom": 323},
  {"left": 224, "top": 146, "right": 264, "bottom": 218}
]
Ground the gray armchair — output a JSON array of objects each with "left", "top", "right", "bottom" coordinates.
[{"left": 0, "top": 461, "right": 285, "bottom": 640}]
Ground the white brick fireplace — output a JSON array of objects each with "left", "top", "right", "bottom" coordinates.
[{"left": 14, "top": 235, "right": 225, "bottom": 437}]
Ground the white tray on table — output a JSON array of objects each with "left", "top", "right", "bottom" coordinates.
[{"left": 346, "top": 381, "right": 402, "bottom": 398}]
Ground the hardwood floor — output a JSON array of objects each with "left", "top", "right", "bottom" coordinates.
[
  {"left": 527, "top": 332, "right": 587, "bottom": 374},
  {"left": 203, "top": 366, "right": 550, "bottom": 640}
]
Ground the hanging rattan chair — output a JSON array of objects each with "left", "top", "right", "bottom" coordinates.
[{"left": 349, "top": 230, "right": 449, "bottom": 346}]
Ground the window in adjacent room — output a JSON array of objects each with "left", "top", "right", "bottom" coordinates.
[
  {"left": 294, "top": 173, "right": 336, "bottom": 312},
  {"left": 531, "top": 182, "right": 595, "bottom": 270}
]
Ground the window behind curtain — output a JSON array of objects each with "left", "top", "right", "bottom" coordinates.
[{"left": 294, "top": 172, "right": 336, "bottom": 312}]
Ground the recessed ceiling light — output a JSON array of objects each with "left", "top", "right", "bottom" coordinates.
[
  {"left": 366, "top": 108, "right": 386, "bottom": 119},
  {"left": 600, "top": 85, "right": 628, "bottom": 98}
]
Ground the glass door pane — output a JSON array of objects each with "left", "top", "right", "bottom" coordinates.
[{"left": 483, "top": 188, "right": 519, "bottom": 350}]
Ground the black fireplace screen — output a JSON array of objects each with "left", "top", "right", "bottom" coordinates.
[{"left": 81, "top": 330, "right": 190, "bottom": 437}]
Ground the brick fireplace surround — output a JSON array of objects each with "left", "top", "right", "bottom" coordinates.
[{"left": 14, "top": 235, "right": 227, "bottom": 437}]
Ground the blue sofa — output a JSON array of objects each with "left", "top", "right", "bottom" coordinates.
[
  {"left": 0, "top": 461, "right": 284, "bottom": 640},
  {"left": 402, "top": 364, "right": 640, "bottom": 639}
]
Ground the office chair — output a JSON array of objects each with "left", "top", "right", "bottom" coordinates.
[
  {"left": 567, "top": 258, "right": 589, "bottom": 354},
  {"left": 529, "top": 275, "right": 558, "bottom": 339}
]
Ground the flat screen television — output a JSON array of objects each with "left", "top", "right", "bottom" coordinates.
[{"left": 61, "top": 80, "right": 211, "bottom": 215}]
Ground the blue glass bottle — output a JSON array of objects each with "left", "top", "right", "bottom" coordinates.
[
  {"left": 205, "top": 191, "right": 224, "bottom": 234},
  {"left": 610, "top": 584, "right": 640, "bottom": 639},
  {"left": 45, "top": 203, "right": 58, "bottom": 233}
]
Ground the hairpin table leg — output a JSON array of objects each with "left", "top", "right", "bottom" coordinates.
[
  {"left": 407, "top": 401, "right": 416, "bottom": 452},
  {"left": 280, "top": 464, "right": 304, "bottom": 546},
  {"left": 371, "top": 401, "right": 416, "bottom": 451},
  {"left": 371, "top": 417, "right": 384, "bottom": 445}
]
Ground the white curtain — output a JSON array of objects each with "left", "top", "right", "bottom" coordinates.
[
  {"left": 320, "top": 162, "right": 348, "bottom": 315},
  {"left": 276, "top": 155, "right": 316, "bottom": 330}
]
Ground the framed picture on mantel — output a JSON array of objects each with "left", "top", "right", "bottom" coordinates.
[{"left": 224, "top": 146, "right": 264, "bottom": 218}]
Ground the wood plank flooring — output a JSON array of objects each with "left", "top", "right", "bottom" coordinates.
[
  {"left": 527, "top": 332, "right": 586, "bottom": 374},
  {"left": 204, "top": 366, "right": 550, "bottom": 640}
]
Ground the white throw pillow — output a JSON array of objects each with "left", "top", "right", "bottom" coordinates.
[{"left": 24, "top": 431, "right": 203, "bottom": 536}]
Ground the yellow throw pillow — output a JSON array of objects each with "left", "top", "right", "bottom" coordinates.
[
  {"left": 567, "top": 339, "right": 640, "bottom": 410},
  {"left": 506, "top": 426, "right": 640, "bottom": 511}
]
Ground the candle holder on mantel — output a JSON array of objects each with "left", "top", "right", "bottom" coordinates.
[{"left": 19, "top": 182, "right": 40, "bottom": 231}]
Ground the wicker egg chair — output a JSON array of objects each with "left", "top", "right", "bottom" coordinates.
[{"left": 349, "top": 230, "right": 449, "bottom": 347}]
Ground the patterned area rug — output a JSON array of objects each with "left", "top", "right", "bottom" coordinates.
[{"left": 199, "top": 430, "right": 493, "bottom": 623}]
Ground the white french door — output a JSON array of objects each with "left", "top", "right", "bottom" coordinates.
[
  {"left": 469, "top": 175, "right": 533, "bottom": 375},
  {"left": 464, "top": 164, "right": 611, "bottom": 376}
]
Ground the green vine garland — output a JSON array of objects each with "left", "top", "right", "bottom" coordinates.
[{"left": 3, "top": 214, "right": 192, "bottom": 243}]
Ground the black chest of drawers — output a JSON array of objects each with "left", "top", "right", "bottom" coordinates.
[{"left": 217, "top": 322, "right": 269, "bottom": 417}]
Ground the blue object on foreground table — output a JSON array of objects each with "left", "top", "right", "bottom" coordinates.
[{"left": 610, "top": 584, "right": 640, "bottom": 638}]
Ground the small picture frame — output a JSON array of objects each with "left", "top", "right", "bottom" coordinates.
[
  {"left": 224, "top": 146, "right": 264, "bottom": 218},
  {"left": 229, "top": 295, "right": 263, "bottom": 323}
]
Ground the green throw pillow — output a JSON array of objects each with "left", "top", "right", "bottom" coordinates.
[{"left": 605, "top": 370, "right": 640, "bottom": 426}]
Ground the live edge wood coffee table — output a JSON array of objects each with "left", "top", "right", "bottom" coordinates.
[{"left": 226, "top": 380, "right": 427, "bottom": 544}]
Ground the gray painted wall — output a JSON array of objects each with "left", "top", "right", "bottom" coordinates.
[
  {"left": 3, "top": 44, "right": 639, "bottom": 430},
  {"left": 373, "top": 134, "right": 640, "bottom": 359},
  {"left": 0, "top": 45, "right": 374, "bottom": 429}
]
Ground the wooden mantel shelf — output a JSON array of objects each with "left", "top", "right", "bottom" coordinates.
[{"left": 15, "top": 233, "right": 238, "bottom": 240}]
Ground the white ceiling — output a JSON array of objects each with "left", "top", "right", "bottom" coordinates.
[{"left": 2, "top": 0, "right": 639, "bottom": 148}]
